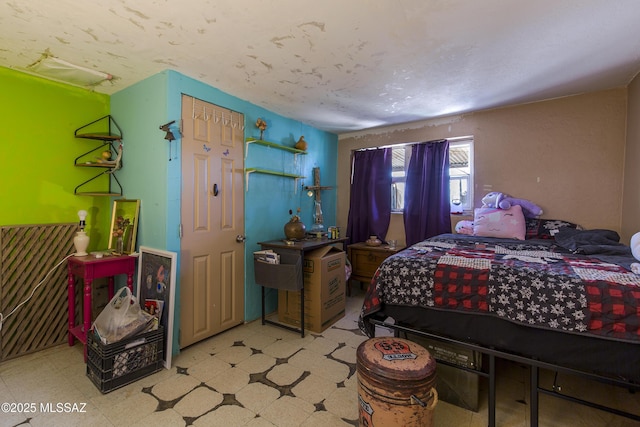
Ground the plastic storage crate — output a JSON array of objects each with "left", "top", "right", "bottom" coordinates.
[{"left": 86, "top": 326, "right": 164, "bottom": 393}]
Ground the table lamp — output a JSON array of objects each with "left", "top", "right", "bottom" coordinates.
[{"left": 73, "top": 210, "right": 89, "bottom": 256}]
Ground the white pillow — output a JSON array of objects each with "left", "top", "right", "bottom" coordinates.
[{"left": 473, "top": 205, "right": 526, "bottom": 240}]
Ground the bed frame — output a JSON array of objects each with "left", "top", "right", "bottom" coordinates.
[
  {"left": 368, "top": 314, "right": 640, "bottom": 427},
  {"left": 359, "top": 231, "right": 640, "bottom": 425}
]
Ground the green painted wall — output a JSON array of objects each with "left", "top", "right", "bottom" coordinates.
[
  {"left": 0, "top": 66, "right": 112, "bottom": 250},
  {"left": 0, "top": 65, "right": 338, "bottom": 359}
]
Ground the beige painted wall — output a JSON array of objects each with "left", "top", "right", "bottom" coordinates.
[
  {"left": 337, "top": 88, "right": 628, "bottom": 247},
  {"left": 621, "top": 74, "right": 640, "bottom": 243}
]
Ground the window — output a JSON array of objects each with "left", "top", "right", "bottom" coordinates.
[
  {"left": 391, "top": 138, "right": 474, "bottom": 213},
  {"left": 391, "top": 147, "right": 409, "bottom": 211}
]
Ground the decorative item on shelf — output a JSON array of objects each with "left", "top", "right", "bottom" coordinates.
[
  {"left": 256, "top": 118, "right": 267, "bottom": 140},
  {"left": 93, "top": 149, "right": 117, "bottom": 167},
  {"left": 311, "top": 200, "right": 324, "bottom": 232},
  {"left": 97, "top": 150, "right": 111, "bottom": 163},
  {"left": 284, "top": 208, "right": 306, "bottom": 240},
  {"left": 112, "top": 215, "right": 130, "bottom": 255},
  {"left": 366, "top": 235, "right": 382, "bottom": 247},
  {"left": 73, "top": 210, "right": 90, "bottom": 256},
  {"left": 106, "top": 142, "right": 123, "bottom": 172},
  {"left": 295, "top": 136, "right": 307, "bottom": 151}
]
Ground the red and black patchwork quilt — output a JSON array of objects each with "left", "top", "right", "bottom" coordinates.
[{"left": 359, "top": 234, "right": 640, "bottom": 343}]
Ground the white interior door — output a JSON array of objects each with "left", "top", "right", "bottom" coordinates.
[{"left": 180, "top": 94, "right": 245, "bottom": 348}]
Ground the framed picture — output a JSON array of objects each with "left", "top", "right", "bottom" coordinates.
[
  {"left": 109, "top": 199, "right": 140, "bottom": 254},
  {"left": 136, "top": 246, "right": 177, "bottom": 369}
]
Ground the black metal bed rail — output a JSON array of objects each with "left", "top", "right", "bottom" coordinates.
[
  {"left": 370, "top": 317, "right": 640, "bottom": 427},
  {"left": 531, "top": 366, "right": 640, "bottom": 424}
]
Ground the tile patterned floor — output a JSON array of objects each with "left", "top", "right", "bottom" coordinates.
[{"left": 1, "top": 287, "right": 640, "bottom": 426}]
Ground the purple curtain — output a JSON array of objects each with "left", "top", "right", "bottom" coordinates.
[
  {"left": 346, "top": 148, "right": 392, "bottom": 245},
  {"left": 403, "top": 139, "right": 451, "bottom": 246}
]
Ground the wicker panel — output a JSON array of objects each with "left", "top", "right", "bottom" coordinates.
[{"left": 0, "top": 223, "right": 79, "bottom": 361}]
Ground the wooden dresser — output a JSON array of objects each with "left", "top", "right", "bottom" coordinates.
[{"left": 347, "top": 242, "right": 403, "bottom": 295}]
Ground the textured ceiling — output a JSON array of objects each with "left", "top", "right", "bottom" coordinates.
[{"left": 2, "top": 0, "right": 640, "bottom": 134}]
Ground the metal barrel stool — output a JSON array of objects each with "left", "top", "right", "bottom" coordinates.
[{"left": 357, "top": 337, "right": 438, "bottom": 426}]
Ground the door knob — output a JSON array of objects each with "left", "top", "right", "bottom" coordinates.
[
  {"left": 212, "top": 183, "right": 219, "bottom": 196},
  {"left": 236, "top": 235, "right": 246, "bottom": 243}
]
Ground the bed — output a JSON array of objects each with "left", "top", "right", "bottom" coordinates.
[{"left": 358, "top": 217, "right": 640, "bottom": 426}]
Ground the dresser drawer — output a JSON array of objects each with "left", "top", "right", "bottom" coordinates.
[
  {"left": 348, "top": 242, "right": 402, "bottom": 282},
  {"left": 351, "top": 249, "right": 390, "bottom": 277},
  {"left": 347, "top": 242, "right": 403, "bottom": 295}
]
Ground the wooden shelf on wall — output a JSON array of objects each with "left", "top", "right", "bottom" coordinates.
[
  {"left": 245, "top": 137, "right": 307, "bottom": 157},
  {"left": 244, "top": 167, "right": 305, "bottom": 191},
  {"left": 244, "top": 137, "right": 307, "bottom": 192}
]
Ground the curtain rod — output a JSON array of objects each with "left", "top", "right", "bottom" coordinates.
[{"left": 356, "top": 135, "right": 473, "bottom": 151}]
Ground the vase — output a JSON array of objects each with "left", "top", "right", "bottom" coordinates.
[
  {"left": 116, "top": 236, "right": 124, "bottom": 254},
  {"left": 73, "top": 231, "right": 89, "bottom": 256},
  {"left": 295, "top": 136, "right": 307, "bottom": 151},
  {"left": 284, "top": 220, "right": 306, "bottom": 240}
]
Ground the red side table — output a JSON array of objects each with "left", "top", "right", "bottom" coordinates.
[{"left": 67, "top": 254, "right": 136, "bottom": 360}]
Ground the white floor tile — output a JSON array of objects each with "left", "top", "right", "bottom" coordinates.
[{"left": 1, "top": 290, "right": 639, "bottom": 427}]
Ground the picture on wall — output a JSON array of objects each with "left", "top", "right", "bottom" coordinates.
[
  {"left": 109, "top": 199, "right": 140, "bottom": 254},
  {"left": 136, "top": 246, "right": 177, "bottom": 369}
]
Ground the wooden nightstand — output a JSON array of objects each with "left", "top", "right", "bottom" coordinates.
[{"left": 347, "top": 242, "right": 403, "bottom": 295}]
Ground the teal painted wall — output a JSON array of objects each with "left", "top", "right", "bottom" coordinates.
[
  {"left": 110, "top": 72, "right": 170, "bottom": 251},
  {"left": 0, "top": 66, "right": 111, "bottom": 249},
  {"left": 165, "top": 71, "right": 338, "bottom": 324},
  {"left": 112, "top": 70, "right": 338, "bottom": 357}
]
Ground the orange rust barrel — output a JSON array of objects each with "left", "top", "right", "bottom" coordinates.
[{"left": 357, "top": 337, "right": 437, "bottom": 427}]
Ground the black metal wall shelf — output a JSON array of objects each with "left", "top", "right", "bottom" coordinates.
[{"left": 73, "top": 115, "right": 124, "bottom": 196}]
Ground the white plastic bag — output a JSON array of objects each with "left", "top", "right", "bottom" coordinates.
[{"left": 93, "top": 287, "right": 154, "bottom": 344}]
